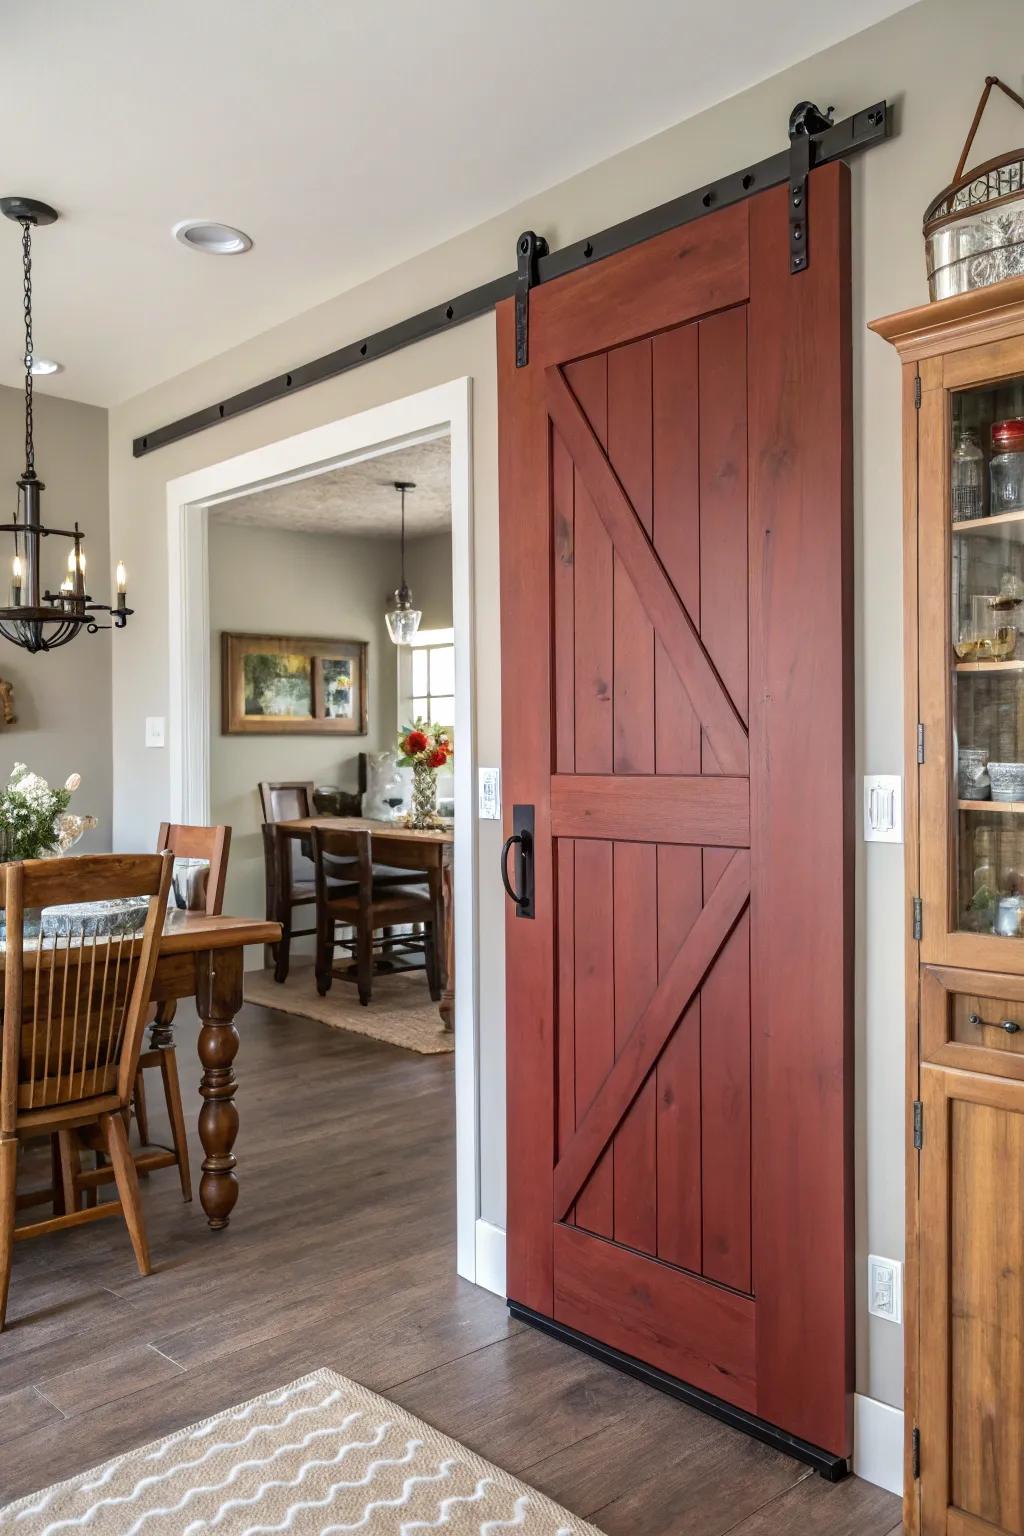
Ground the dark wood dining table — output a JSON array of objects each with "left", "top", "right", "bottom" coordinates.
[
  {"left": 272, "top": 816, "right": 455, "bottom": 1027},
  {"left": 131, "top": 909, "right": 279, "bottom": 1229}
]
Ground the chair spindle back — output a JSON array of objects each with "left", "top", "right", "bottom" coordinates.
[{"left": 0, "top": 852, "right": 173, "bottom": 1134}]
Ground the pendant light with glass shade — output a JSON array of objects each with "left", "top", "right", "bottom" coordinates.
[
  {"left": 0, "top": 196, "right": 133, "bottom": 653},
  {"left": 385, "top": 479, "right": 421, "bottom": 645}
]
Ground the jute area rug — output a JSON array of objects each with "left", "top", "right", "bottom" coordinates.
[
  {"left": 2, "top": 1370, "right": 602, "bottom": 1534},
  {"left": 243, "top": 964, "right": 453, "bottom": 1056}
]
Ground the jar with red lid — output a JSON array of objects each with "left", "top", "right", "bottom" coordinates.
[{"left": 991, "top": 418, "right": 1024, "bottom": 515}]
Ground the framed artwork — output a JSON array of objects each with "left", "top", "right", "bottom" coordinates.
[{"left": 221, "top": 633, "right": 368, "bottom": 735}]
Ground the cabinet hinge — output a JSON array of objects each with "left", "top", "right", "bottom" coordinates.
[
  {"left": 913, "top": 1100, "right": 924, "bottom": 1149},
  {"left": 914, "top": 375, "right": 922, "bottom": 408},
  {"left": 916, "top": 722, "right": 925, "bottom": 764},
  {"left": 911, "top": 1426, "right": 921, "bottom": 1478},
  {"left": 912, "top": 896, "right": 923, "bottom": 941}
]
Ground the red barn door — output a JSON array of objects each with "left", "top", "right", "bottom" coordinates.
[{"left": 499, "top": 164, "right": 853, "bottom": 1459}]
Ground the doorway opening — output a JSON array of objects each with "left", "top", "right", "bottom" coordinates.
[{"left": 164, "top": 379, "right": 487, "bottom": 1288}]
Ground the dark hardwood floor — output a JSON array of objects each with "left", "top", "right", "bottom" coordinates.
[{"left": 0, "top": 1000, "right": 902, "bottom": 1534}]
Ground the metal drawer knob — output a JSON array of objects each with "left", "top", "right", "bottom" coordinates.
[{"left": 968, "top": 1012, "right": 1022, "bottom": 1034}]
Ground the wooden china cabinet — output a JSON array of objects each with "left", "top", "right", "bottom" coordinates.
[{"left": 872, "top": 275, "right": 1024, "bottom": 1536}]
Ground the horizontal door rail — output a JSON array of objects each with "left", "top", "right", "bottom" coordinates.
[
  {"left": 133, "top": 100, "right": 888, "bottom": 457},
  {"left": 551, "top": 774, "right": 749, "bottom": 847}
]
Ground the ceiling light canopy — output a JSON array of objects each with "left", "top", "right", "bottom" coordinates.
[
  {"left": 172, "top": 219, "right": 252, "bottom": 255},
  {"left": 29, "top": 356, "right": 61, "bottom": 376}
]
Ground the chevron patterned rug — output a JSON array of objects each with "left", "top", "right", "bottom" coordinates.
[{"left": 1, "top": 1370, "right": 603, "bottom": 1534}]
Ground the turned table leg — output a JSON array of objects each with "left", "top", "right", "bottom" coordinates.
[
  {"left": 195, "top": 947, "right": 243, "bottom": 1230},
  {"left": 439, "top": 842, "right": 454, "bottom": 1032}
]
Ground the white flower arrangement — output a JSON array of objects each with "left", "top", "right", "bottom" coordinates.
[{"left": 0, "top": 764, "right": 96, "bottom": 860}]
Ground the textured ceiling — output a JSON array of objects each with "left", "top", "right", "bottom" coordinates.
[
  {"left": 212, "top": 435, "right": 451, "bottom": 539},
  {"left": 0, "top": 0, "right": 920, "bottom": 404}
]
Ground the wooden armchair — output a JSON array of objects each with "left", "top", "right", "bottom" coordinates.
[
  {"left": 0, "top": 851, "right": 173, "bottom": 1330},
  {"left": 312, "top": 826, "right": 440, "bottom": 1006},
  {"left": 127, "top": 822, "right": 231, "bottom": 1202}
]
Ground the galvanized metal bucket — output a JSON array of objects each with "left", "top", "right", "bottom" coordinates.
[{"left": 924, "top": 77, "right": 1024, "bottom": 301}]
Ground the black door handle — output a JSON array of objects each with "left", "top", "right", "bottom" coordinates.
[{"left": 500, "top": 805, "right": 535, "bottom": 919}]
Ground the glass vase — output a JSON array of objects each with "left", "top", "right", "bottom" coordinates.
[{"left": 409, "top": 762, "right": 439, "bottom": 829}]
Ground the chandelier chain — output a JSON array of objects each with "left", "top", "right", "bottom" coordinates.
[{"left": 20, "top": 218, "right": 33, "bottom": 476}]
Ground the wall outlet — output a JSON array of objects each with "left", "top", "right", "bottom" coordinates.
[
  {"left": 145, "top": 716, "right": 166, "bottom": 749},
  {"left": 478, "top": 766, "right": 501, "bottom": 821},
  {"left": 863, "top": 774, "right": 902, "bottom": 843},
  {"left": 867, "top": 1254, "right": 903, "bottom": 1324}
]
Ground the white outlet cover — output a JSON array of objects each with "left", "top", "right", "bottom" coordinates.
[
  {"left": 863, "top": 774, "right": 903, "bottom": 843},
  {"left": 867, "top": 1253, "right": 903, "bottom": 1324},
  {"left": 145, "top": 716, "right": 166, "bottom": 749},
  {"left": 478, "top": 766, "right": 501, "bottom": 821}
]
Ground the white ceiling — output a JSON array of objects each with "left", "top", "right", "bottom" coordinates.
[
  {"left": 213, "top": 435, "right": 452, "bottom": 538},
  {"left": 1, "top": 0, "right": 914, "bottom": 406}
]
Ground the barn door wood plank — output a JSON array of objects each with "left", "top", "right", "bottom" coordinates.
[
  {"left": 572, "top": 838, "right": 614, "bottom": 1236},
  {"left": 567, "top": 355, "right": 611, "bottom": 775},
  {"left": 498, "top": 297, "right": 557, "bottom": 1314},
  {"left": 700, "top": 847, "right": 752, "bottom": 1293},
  {"left": 612, "top": 840, "right": 659, "bottom": 1254},
  {"left": 656, "top": 844, "right": 703, "bottom": 1273},
  {"left": 652, "top": 322, "right": 701, "bottom": 776},
  {"left": 546, "top": 365, "right": 748, "bottom": 775},
  {"left": 554, "top": 847, "right": 751, "bottom": 1218},
  {"left": 748, "top": 162, "right": 853, "bottom": 1456},
  {"left": 608, "top": 338, "right": 655, "bottom": 775}
]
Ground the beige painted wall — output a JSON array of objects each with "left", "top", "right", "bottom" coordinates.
[
  {"left": 208, "top": 519, "right": 399, "bottom": 947},
  {"left": 106, "top": 0, "right": 1024, "bottom": 1408},
  {"left": 404, "top": 532, "right": 454, "bottom": 633},
  {"left": 0, "top": 384, "right": 111, "bottom": 847}
]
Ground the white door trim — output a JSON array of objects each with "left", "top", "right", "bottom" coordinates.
[{"left": 165, "top": 378, "right": 480, "bottom": 1284}]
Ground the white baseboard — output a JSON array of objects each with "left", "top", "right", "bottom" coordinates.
[
  {"left": 473, "top": 1219, "right": 506, "bottom": 1298},
  {"left": 854, "top": 1393, "right": 904, "bottom": 1496}
]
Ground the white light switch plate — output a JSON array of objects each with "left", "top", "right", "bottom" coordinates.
[
  {"left": 867, "top": 1254, "right": 903, "bottom": 1324},
  {"left": 863, "top": 774, "right": 902, "bottom": 843},
  {"left": 478, "top": 766, "right": 501, "bottom": 820},
  {"left": 145, "top": 716, "right": 166, "bottom": 749}
]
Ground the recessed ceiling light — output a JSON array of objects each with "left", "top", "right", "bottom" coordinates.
[
  {"left": 28, "top": 356, "right": 62, "bottom": 376},
  {"left": 172, "top": 219, "right": 252, "bottom": 255}
]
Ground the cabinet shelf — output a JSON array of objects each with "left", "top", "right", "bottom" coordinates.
[
  {"left": 954, "top": 508, "right": 1024, "bottom": 539},
  {"left": 959, "top": 799, "right": 1024, "bottom": 813},
  {"left": 954, "top": 658, "right": 1024, "bottom": 672}
]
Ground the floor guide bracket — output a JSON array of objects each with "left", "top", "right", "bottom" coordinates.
[{"left": 507, "top": 1300, "right": 851, "bottom": 1482}]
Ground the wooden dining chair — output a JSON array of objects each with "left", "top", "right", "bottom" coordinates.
[
  {"left": 0, "top": 851, "right": 173, "bottom": 1329},
  {"left": 311, "top": 826, "right": 441, "bottom": 1006},
  {"left": 128, "top": 822, "right": 231, "bottom": 1202},
  {"left": 260, "top": 782, "right": 317, "bottom": 981}
]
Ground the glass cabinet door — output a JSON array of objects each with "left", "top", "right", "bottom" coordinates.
[{"left": 952, "top": 376, "right": 1024, "bottom": 942}]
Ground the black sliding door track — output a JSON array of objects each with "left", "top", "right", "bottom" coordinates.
[{"left": 134, "top": 98, "right": 889, "bottom": 457}]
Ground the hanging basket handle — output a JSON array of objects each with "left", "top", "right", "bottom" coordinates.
[{"left": 954, "top": 75, "right": 1024, "bottom": 185}]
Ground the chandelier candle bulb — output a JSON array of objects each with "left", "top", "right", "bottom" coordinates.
[{"left": 11, "top": 555, "right": 21, "bottom": 606}]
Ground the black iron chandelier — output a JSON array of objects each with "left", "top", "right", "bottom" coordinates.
[{"left": 0, "top": 196, "right": 132, "bottom": 653}]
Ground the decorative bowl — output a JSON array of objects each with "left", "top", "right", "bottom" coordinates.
[{"left": 987, "top": 761, "right": 1024, "bottom": 802}]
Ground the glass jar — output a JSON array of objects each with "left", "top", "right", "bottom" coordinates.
[
  {"left": 990, "top": 418, "right": 1024, "bottom": 514},
  {"left": 952, "top": 427, "right": 985, "bottom": 522}
]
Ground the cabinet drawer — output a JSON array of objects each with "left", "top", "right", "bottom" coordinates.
[{"left": 924, "top": 966, "right": 1024, "bottom": 1079}]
